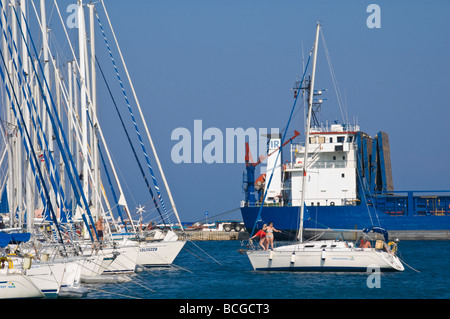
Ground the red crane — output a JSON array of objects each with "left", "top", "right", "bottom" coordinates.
[{"left": 245, "top": 130, "right": 301, "bottom": 167}]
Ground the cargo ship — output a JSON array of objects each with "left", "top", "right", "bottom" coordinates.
[{"left": 240, "top": 36, "right": 450, "bottom": 241}]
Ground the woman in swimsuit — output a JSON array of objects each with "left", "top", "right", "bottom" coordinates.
[
  {"left": 250, "top": 224, "right": 267, "bottom": 250},
  {"left": 263, "top": 222, "right": 281, "bottom": 250}
]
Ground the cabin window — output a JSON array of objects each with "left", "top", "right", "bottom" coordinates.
[
  {"left": 343, "top": 156, "right": 346, "bottom": 160},
  {"left": 333, "top": 156, "right": 336, "bottom": 160},
  {"left": 341, "top": 173, "right": 345, "bottom": 178},
  {"left": 318, "top": 137, "right": 325, "bottom": 144},
  {"left": 329, "top": 137, "right": 333, "bottom": 143},
  {"left": 337, "top": 136, "right": 345, "bottom": 143}
]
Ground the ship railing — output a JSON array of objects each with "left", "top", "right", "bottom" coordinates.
[
  {"left": 285, "top": 161, "right": 347, "bottom": 170},
  {"left": 310, "top": 123, "right": 360, "bottom": 133},
  {"left": 241, "top": 197, "right": 360, "bottom": 208}
]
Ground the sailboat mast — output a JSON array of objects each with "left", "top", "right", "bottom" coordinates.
[
  {"left": 78, "top": 0, "right": 89, "bottom": 201},
  {"left": 89, "top": 3, "right": 100, "bottom": 219},
  {"left": 21, "top": 0, "right": 34, "bottom": 233},
  {"left": 297, "top": 22, "right": 320, "bottom": 243},
  {"left": 101, "top": 0, "right": 183, "bottom": 229}
]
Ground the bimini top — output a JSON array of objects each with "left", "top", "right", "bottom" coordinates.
[
  {"left": 0, "top": 232, "right": 31, "bottom": 248},
  {"left": 363, "top": 226, "right": 389, "bottom": 242}
]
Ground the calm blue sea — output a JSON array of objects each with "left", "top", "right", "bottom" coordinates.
[{"left": 83, "top": 240, "right": 450, "bottom": 300}]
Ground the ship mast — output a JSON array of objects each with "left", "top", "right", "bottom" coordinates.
[{"left": 297, "top": 22, "right": 320, "bottom": 242}]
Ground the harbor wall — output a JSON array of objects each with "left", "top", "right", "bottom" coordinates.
[
  {"left": 176, "top": 229, "right": 450, "bottom": 241},
  {"left": 178, "top": 230, "right": 250, "bottom": 241}
]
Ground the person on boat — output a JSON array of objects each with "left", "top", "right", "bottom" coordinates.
[
  {"left": 250, "top": 224, "right": 267, "bottom": 250},
  {"left": 95, "top": 217, "right": 105, "bottom": 243},
  {"left": 264, "top": 222, "right": 281, "bottom": 250},
  {"left": 360, "top": 238, "right": 371, "bottom": 248}
]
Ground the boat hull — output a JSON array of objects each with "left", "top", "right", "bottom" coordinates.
[
  {"left": 0, "top": 273, "right": 44, "bottom": 299},
  {"left": 137, "top": 240, "right": 186, "bottom": 267},
  {"left": 246, "top": 242, "right": 404, "bottom": 272}
]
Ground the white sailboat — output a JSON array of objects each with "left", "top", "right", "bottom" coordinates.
[
  {"left": 0, "top": 234, "right": 44, "bottom": 299},
  {"left": 0, "top": 0, "right": 185, "bottom": 282},
  {"left": 246, "top": 22, "right": 404, "bottom": 272},
  {"left": 0, "top": 269, "right": 44, "bottom": 299}
]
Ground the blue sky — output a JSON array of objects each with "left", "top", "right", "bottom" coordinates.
[{"left": 54, "top": 0, "right": 450, "bottom": 223}]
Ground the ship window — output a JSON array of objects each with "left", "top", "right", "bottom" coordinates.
[
  {"left": 318, "top": 137, "right": 325, "bottom": 144},
  {"left": 333, "top": 156, "right": 336, "bottom": 160},
  {"left": 348, "top": 136, "right": 353, "bottom": 143},
  {"left": 341, "top": 173, "right": 345, "bottom": 178},
  {"left": 309, "top": 137, "right": 316, "bottom": 144},
  {"left": 311, "top": 202, "right": 314, "bottom": 206},
  {"left": 329, "top": 137, "right": 333, "bottom": 143},
  {"left": 343, "top": 156, "right": 346, "bottom": 160},
  {"left": 317, "top": 202, "right": 320, "bottom": 206},
  {"left": 337, "top": 136, "right": 345, "bottom": 143}
]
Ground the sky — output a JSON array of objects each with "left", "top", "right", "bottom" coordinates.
[{"left": 22, "top": 0, "right": 450, "bottom": 224}]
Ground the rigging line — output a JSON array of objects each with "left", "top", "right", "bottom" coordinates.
[
  {"left": 188, "top": 241, "right": 223, "bottom": 266},
  {"left": 129, "top": 277, "right": 156, "bottom": 294},
  {"left": 182, "top": 246, "right": 208, "bottom": 263},
  {"left": 87, "top": 286, "right": 142, "bottom": 299},
  {"left": 397, "top": 255, "right": 420, "bottom": 273},
  {"left": 12, "top": 3, "right": 99, "bottom": 242},
  {"left": 189, "top": 207, "right": 241, "bottom": 225},
  {"left": 95, "top": 55, "right": 166, "bottom": 226},
  {"left": 99, "top": 1, "right": 183, "bottom": 230},
  {"left": 94, "top": 8, "right": 172, "bottom": 228},
  {"left": 354, "top": 138, "right": 382, "bottom": 227},
  {"left": 250, "top": 47, "right": 313, "bottom": 238},
  {"left": 0, "top": 11, "right": 71, "bottom": 214},
  {"left": 98, "top": 142, "right": 126, "bottom": 225},
  {"left": 0, "top": 44, "right": 66, "bottom": 249},
  {"left": 320, "top": 29, "right": 348, "bottom": 125},
  {"left": 39, "top": 1, "right": 114, "bottom": 226}
]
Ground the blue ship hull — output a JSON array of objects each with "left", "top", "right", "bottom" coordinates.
[{"left": 241, "top": 204, "right": 450, "bottom": 240}]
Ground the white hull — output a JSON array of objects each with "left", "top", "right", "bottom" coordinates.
[
  {"left": 247, "top": 240, "right": 404, "bottom": 272},
  {"left": 78, "top": 254, "right": 116, "bottom": 277},
  {"left": 14, "top": 261, "right": 65, "bottom": 298},
  {"left": 93, "top": 245, "right": 139, "bottom": 275},
  {"left": 137, "top": 240, "right": 185, "bottom": 267},
  {"left": 0, "top": 272, "right": 44, "bottom": 299}
]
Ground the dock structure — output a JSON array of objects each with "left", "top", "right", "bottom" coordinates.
[{"left": 178, "top": 230, "right": 249, "bottom": 241}]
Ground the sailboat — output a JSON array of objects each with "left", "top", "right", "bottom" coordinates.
[
  {"left": 0, "top": 232, "right": 44, "bottom": 299},
  {"left": 246, "top": 22, "right": 404, "bottom": 272},
  {"left": 0, "top": 0, "right": 185, "bottom": 282}
]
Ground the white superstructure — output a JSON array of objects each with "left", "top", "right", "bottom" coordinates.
[{"left": 285, "top": 123, "right": 360, "bottom": 207}]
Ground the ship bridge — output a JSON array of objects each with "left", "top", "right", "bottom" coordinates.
[{"left": 285, "top": 123, "right": 360, "bottom": 207}]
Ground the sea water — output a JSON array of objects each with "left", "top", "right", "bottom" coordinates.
[{"left": 83, "top": 240, "right": 450, "bottom": 300}]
